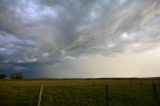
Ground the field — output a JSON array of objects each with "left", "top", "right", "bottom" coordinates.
[{"left": 0, "top": 79, "right": 160, "bottom": 106}]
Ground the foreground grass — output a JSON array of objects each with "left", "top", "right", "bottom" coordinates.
[
  {"left": 0, "top": 79, "right": 160, "bottom": 106},
  {"left": 42, "top": 86, "right": 105, "bottom": 106}
]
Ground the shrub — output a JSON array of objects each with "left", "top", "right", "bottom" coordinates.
[
  {"left": 0, "top": 74, "right": 6, "bottom": 79},
  {"left": 10, "top": 71, "right": 23, "bottom": 80}
]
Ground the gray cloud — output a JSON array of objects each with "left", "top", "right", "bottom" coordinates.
[{"left": 0, "top": 0, "right": 160, "bottom": 64}]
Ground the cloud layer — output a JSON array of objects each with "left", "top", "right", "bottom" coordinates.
[{"left": 0, "top": 0, "right": 160, "bottom": 64}]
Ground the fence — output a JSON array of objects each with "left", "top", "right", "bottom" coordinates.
[
  {"left": 0, "top": 80, "right": 159, "bottom": 106},
  {"left": 37, "top": 82, "right": 159, "bottom": 106}
]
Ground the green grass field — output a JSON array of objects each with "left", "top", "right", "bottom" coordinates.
[{"left": 0, "top": 79, "right": 160, "bottom": 106}]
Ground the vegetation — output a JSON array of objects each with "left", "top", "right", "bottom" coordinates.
[
  {"left": 0, "top": 79, "right": 160, "bottom": 106},
  {"left": 10, "top": 71, "right": 23, "bottom": 80},
  {"left": 0, "top": 74, "right": 6, "bottom": 79}
]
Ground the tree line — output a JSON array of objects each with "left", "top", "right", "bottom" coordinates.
[{"left": 0, "top": 71, "right": 23, "bottom": 80}]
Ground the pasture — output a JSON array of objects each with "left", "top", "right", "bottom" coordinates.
[{"left": 0, "top": 79, "right": 160, "bottom": 106}]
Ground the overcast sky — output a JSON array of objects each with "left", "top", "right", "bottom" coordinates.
[{"left": 0, "top": 0, "right": 160, "bottom": 78}]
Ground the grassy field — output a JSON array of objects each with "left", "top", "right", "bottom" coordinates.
[{"left": 0, "top": 79, "right": 160, "bottom": 106}]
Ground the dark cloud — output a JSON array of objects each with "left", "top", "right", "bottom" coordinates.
[{"left": 0, "top": 0, "right": 160, "bottom": 64}]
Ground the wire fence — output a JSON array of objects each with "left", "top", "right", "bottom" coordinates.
[{"left": 0, "top": 80, "right": 160, "bottom": 106}]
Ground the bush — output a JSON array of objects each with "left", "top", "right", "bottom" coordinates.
[
  {"left": 0, "top": 74, "right": 6, "bottom": 79},
  {"left": 10, "top": 71, "right": 23, "bottom": 80}
]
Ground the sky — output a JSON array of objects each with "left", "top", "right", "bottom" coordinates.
[{"left": 0, "top": 0, "right": 160, "bottom": 78}]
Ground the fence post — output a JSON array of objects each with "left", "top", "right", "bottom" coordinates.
[
  {"left": 38, "top": 85, "right": 44, "bottom": 106},
  {"left": 140, "top": 80, "right": 143, "bottom": 86},
  {"left": 152, "top": 82, "right": 159, "bottom": 104},
  {"left": 105, "top": 85, "right": 110, "bottom": 106},
  {"left": 92, "top": 80, "right": 94, "bottom": 86},
  {"left": 130, "top": 79, "right": 132, "bottom": 86}
]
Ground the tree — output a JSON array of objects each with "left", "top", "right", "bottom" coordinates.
[
  {"left": 0, "top": 74, "right": 6, "bottom": 79},
  {"left": 10, "top": 71, "right": 23, "bottom": 80}
]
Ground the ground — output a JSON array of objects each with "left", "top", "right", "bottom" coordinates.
[{"left": 0, "top": 79, "right": 160, "bottom": 106}]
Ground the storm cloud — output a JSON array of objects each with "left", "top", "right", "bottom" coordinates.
[{"left": 1, "top": 0, "right": 160, "bottom": 78}]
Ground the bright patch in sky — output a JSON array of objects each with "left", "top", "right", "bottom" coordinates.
[{"left": 120, "top": 33, "right": 129, "bottom": 40}]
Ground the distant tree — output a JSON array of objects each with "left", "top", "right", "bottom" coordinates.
[
  {"left": 0, "top": 74, "right": 6, "bottom": 79},
  {"left": 10, "top": 71, "right": 23, "bottom": 80}
]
